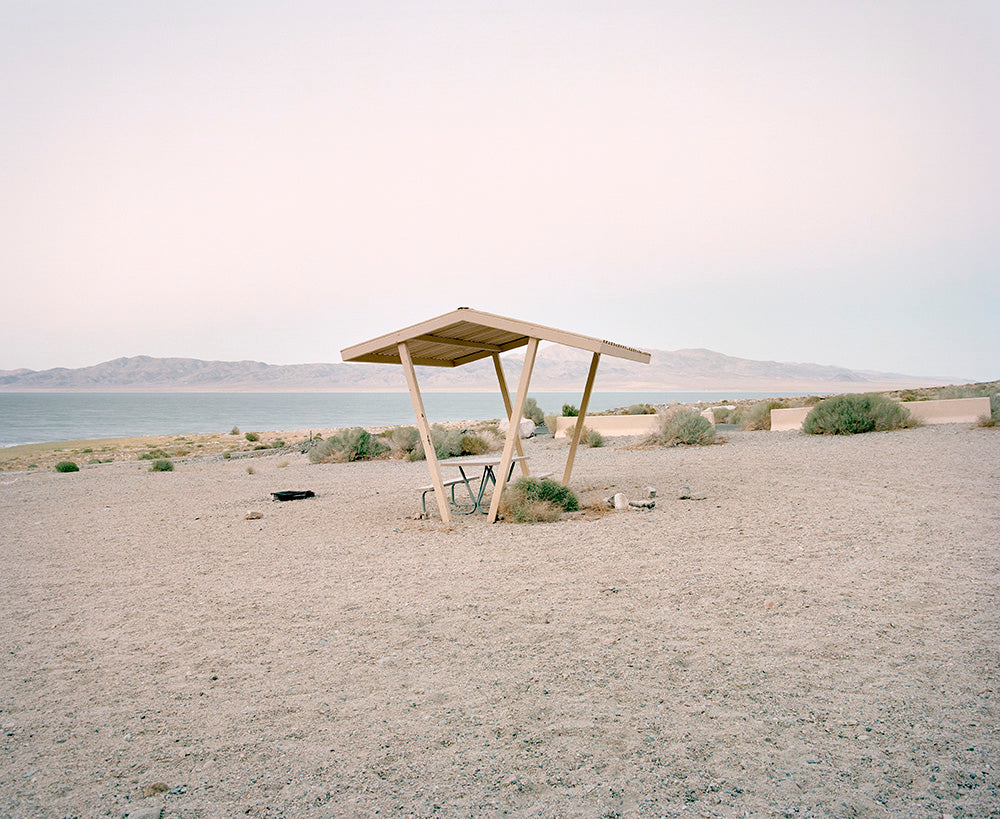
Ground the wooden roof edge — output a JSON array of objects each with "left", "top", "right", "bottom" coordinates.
[{"left": 340, "top": 307, "right": 651, "bottom": 365}]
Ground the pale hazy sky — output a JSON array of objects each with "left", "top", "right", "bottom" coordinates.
[{"left": 2, "top": 1, "right": 997, "bottom": 380}]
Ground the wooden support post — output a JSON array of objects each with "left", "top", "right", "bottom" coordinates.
[
  {"left": 487, "top": 337, "right": 539, "bottom": 523},
  {"left": 491, "top": 353, "right": 528, "bottom": 476},
  {"left": 563, "top": 352, "right": 600, "bottom": 485},
  {"left": 399, "top": 341, "right": 450, "bottom": 523}
]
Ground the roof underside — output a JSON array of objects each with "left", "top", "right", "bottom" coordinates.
[{"left": 341, "top": 308, "right": 651, "bottom": 368}]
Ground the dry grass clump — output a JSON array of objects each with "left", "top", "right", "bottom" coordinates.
[
  {"left": 308, "top": 428, "right": 389, "bottom": 463},
  {"left": 645, "top": 407, "right": 716, "bottom": 447},
  {"left": 501, "top": 477, "right": 579, "bottom": 523}
]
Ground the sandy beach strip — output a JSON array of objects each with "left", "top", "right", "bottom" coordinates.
[{"left": 1, "top": 424, "right": 998, "bottom": 817}]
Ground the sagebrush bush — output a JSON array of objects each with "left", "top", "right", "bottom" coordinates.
[
  {"left": 980, "top": 393, "right": 1000, "bottom": 427},
  {"left": 740, "top": 400, "right": 786, "bottom": 431},
  {"left": 308, "top": 428, "right": 389, "bottom": 463},
  {"left": 54, "top": 460, "right": 79, "bottom": 473},
  {"left": 584, "top": 427, "right": 604, "bottom": 447},
  {"left": 712, "top": 406, "right": 731, "bottom": 423},
  {"left": 523, "top": 397, "right": 545, "bottom": 426},
  {"left": 245, "top": 432, "right": 260, "bottom": 442},
  {"left": 230, "top": 426, "right": 240, "bottom": 435},
  {"left": 543, "top": 414, "right": 558, "bottom": 435},
  {"left": 501, "top": 477, "right": 579, "bottom": 522},
  {"left": 646, "top": 408, "right": 716, "bottom": 447},
  {"left": 562, "top": 404, "right": 579, "bottom": 417},
  {"left": 803, "top": 393, "right": 916, "bottom": 435},
  {"left": 150, "top": 459, "right": 174, "bottom": 472},
  {"left": 623, "top": 403, "right": 657, "bottom": 415}
]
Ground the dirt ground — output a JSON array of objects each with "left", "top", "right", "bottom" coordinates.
[{"left": 1, "top": 425, "right": 998, "bottom": 818}]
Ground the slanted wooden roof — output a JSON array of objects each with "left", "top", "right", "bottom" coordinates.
[{"left": 340, "top": 307, "right": 651, "bottom": 367}]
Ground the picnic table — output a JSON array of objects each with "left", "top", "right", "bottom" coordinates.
[{"left": 421, "top": 455, "right": 530, "bottom": 515}]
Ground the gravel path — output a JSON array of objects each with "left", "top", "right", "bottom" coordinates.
[{"left": 1, "top": 425, "right": 998, "bottom": 817}]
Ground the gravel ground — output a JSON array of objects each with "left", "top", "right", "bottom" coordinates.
[{"left": 1, "top": 425, "right": 998, "bottom": 818}]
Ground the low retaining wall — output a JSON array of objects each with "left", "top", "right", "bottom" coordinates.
[
  {"left": 553, "top": 414, "right": 660, "bottom": 439},
  {"left": 770, "top": 397, "right": 990, "bottom": 432}
]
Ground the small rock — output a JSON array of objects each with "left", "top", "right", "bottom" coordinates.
[
  {"left": 629, "top": 499, "right": 655, "bottom": 509},
  {"left": 410, "top": 512, "right": 427, "bottom": 520},
  {"left": 646, "top": 487, "right": 657, "bottom": 498},
  {"left": 126, "top": 807, "right": 163, "bottom": 819},
  {"left": 245, "top": 511, "right": 263, "bottom": 520},
  {"left": 142, "top": 783, "right": 169, "bottom": 797},
  {"left": 678, "top": 486, "right": 692, "bottom": 499},
  {"left": 764, "top": 600, "right": 775, "bottom": 610},
  {"left": 612, "top": 493, "right": 629, "bottom": 510}
]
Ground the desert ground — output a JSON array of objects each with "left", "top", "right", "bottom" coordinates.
[{"left": 1, "top": 424, "right": 998, "bottom": 818}]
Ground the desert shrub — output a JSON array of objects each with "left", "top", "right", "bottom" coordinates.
[
  {"left": 647, "top": 408, "right": 716, "bottom": 447},
  {"left": 584, "top": 427, "right": 604, "bottom": 447},
  {"left": 82, "top": 447, "right": 93, "bottom": 453},
  {"left": 523, "top": 397, "right": 545, "bottom": 426},
  {"left": 624, "top": 403, "right": 657, "bottom": 415},
  {"left": 272, "top": 440, "right": 285, "bottom": 448},
  {"left": 54, "top": 460, "right": 79, "bottom": 473},
  {"left": 402, "top": 425, "right": 495, "bottom": 461},
  {"left": 87, "top": 458, "right": 101, "bottom": 465},
  {"left": 459, "top": 433, "right": 491, "bottom": 456},
  {"left": 384, "top": 425, "right": 423, "bottom": 459},
  {"left": 245, "top": 432, "right": 260, "bottom": 442},
  {"left": 803, "top": 393, "right": 916, "bottom": 435},
  {"left": 543, "top": 414, "right": 558, "bottom": 435},
  {"left": 740, "top": 400, "right": 787, "bottom": 431},
  {"left": 138, "top": 448, "right": 170, "bottom": 460},
  {"left": 308, "top": 427, "right": 389, "bottom": 463},
  {"left": 711, "top": 407, "right": 731, "bottom": 423},
  {"left": 501, "top": 477, "right": 579, "bottom": 522},
  {"left": 230, "top": 426, "right": 240, "bottom": 435},
  {"left": 150, "top": 459, "right": 174, "bottom": 472},
  {"left": 980, "top": 393, "right": 1000, "bottom": 427},
  {"left": 562, "top": 404, "right": 579, "bottom": 417}
]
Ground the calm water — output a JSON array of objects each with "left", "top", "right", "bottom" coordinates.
[{"left": 0, "top": 391, "right": 791, "bottom": 447}]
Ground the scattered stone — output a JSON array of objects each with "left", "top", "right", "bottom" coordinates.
[
  {"left": 126, "top": 807, "right": 163, "bottom": 819},
  {"left": 764, "top": 600, "right": 776, "bottom": 611},
  {"left": 678, "top": 487, "right": 708, "bottom": 501},
  {"left": 612, "top": 493, "right": 629, "bottom": 510},
  {"left": 646, "top": 487, "right": 657, "bottom": 498},
  {"left": 245, "top": 511, "right": 264, "bottom": 520},
  {"left": 142, "top": 782, "right": 169, "bottom": 797},
  {"left": 410, "top": 512, "right": 427, "bottom": 520},
  {"left": 498, "top": 417, "right": 536, "bottom": 438},
  {"left": 629, "top": 499, "right": 655, "bottom": 509}
]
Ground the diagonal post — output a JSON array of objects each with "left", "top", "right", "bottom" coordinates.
[
  {"left": 487, "top": 337, "right": 539, "bottom": 523},
  {"left": 491, "top": 353, "right": 529, "bottom": 476},
  {"left": 563, "top": 352, "right": 600, "bottom": 485},
  {"left": 399, "top": 341, "right": 450, "bottom": 523}
]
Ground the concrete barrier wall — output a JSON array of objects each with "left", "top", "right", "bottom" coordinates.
[
  {"left": 770, "top": 397, "right": 990, "bottom": 431},
  {"left": 553, "top": 414, "right": 660, "bottom": 439}
]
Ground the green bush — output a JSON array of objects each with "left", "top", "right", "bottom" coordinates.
[
  {"left": 501, "top": 477, "right": 579, "bottom": 522},
  {"left": 523, "top": 397, "right": 545, "bottom": 426},
  {"left": 562, "top": 404, "right": 579, "bottom": 417},
  {"left": 245, "top": 432, "right": 260, "bottom": 442},
  {"left": 309, "top": 428, "right": 389, "bottom": 463},
  {"left": 803, "top": 393, "right": 916, "bottom": 435},
  {"left": 150, "top": 459, "right": 174, "bottom": 472},
  {"left": 711, "top": 407, "right": 731, "bottom": 424},
  {"left": 646, "top": 408, "right": 716, "bottom": 447},
  {"left": 54, "top": 461, "right": 79, "bottom": 473},
  {"left": 138, "top": 448, "right": 170, "bottom": 460},
  {"left": 740, "top": 400, "right": 786, "bottom": 431},
  {"left": 584, "top": 427, "right": 604, "bottom": 447},
  {"left": 623, "top": 403, "right": 657, "bottom": 415},
  {"left": 981, "top": 393, "right": 1000, "bottom": 427}
]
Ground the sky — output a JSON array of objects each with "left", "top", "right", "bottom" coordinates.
[{"left": 1, "top": 1, "right": 998, "bottom": 380}]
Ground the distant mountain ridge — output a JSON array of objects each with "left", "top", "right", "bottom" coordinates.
[{"left": 0, "top": 350, "right": 958, "bottom": 393}]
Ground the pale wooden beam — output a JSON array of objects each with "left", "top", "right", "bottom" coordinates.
[
  {"left": 487, "top": 337, "right": 539, "bottom": 523},
  {"left": 415, "top": 334, "right": 502, "bottom": 352},
  {"left": 563, "top": 352, "right": 600, "bottom": 485},
  {"left": 399, "top": 341, "right": 450, "bottom": 523},
  {"left": 491, "top": 353, "right": 528, "bottom": 475}
]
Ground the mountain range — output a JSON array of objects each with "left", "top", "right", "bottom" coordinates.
[{"left": 0, "top": 349, "right": 959, "bottom": 393}]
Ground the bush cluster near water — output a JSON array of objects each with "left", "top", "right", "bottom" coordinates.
[
  {"left": 308, "top": 424, "right": 497, "bottom": 464},
  {"left": 502, "top": 477, "right": 579, "bottom": 523},
  {"left": 803, "top": 393, "right": 917, "bottom": 435},
  {"left": 54, "top": 460, "right": 79, "bottom": 473}
]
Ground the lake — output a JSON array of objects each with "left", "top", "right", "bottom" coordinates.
[{"left": 0, "top": 391, "right": 793, "bottom": 447}]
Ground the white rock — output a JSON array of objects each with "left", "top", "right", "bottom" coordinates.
[
  {"left": 498, "top": 418, "right": 536, "bottom": 438},
  {"left": 613, "top": 493, "right": 629, "bottom": 510}
]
